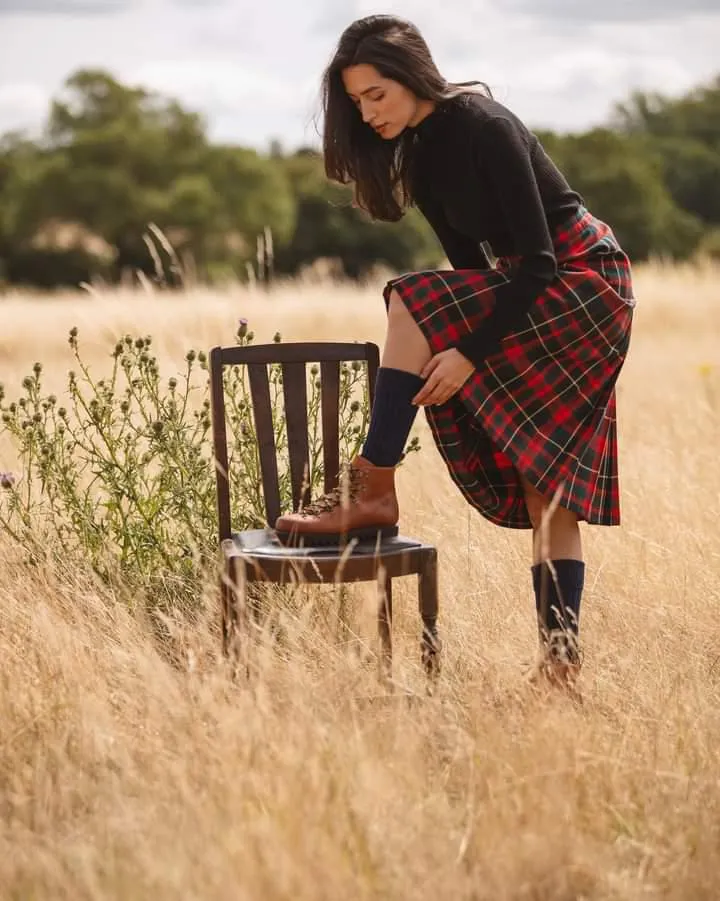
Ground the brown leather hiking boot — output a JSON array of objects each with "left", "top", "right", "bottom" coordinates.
[
  {"left": 525, "top": 637, "right": 583, "bottom": 703},
  {"left": 274, "top": 455, "right": 399, "bottom": 546}
]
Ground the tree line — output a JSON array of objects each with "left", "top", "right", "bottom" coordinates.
[{"left": 1, "top": 69, "right": 719, "bottom": 290}]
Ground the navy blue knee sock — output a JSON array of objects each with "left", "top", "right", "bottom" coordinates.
[
  {"left": 361, "top": 367, "right": 424, "bottom": 467},
  {"left": 531, "top": 559, "right": 585, "bottom": 661}
]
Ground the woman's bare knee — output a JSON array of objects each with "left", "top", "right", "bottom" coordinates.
[
  {"left": 382, "top": 289, "right": 431, "bottom": 371},
  {"left": 521, "top": 474, "right": 578, "bottom": 530},
  {"left": 387, "top": 290, "right": 413, "bottom": 329}
]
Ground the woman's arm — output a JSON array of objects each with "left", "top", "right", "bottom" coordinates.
[{"left": 453, "top": 115, "right": 558, "bottom": 368}]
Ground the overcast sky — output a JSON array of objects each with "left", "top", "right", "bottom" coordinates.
[{"left": 0, "top": 0, "right": 719, "bottom": 152}]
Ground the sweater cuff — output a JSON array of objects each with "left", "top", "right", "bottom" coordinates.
[{"left": 456, "top": 322, "right": 506, "bottom": 369}]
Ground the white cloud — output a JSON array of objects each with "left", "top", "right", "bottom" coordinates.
[
  {"left": 0, "top": 0, "right": 717, "bottom": 147},
  {"left": 132, "top": 58, "right": 321, "bottom": 145},
  {"left": 494, "top": 0, "right": 718, "bottom": 22},
  {"left": 0, "top": 0, "right": 133, "bottom": 13},
  {"left": 0, "top": 83, "right": 49, "bottom": 136}
]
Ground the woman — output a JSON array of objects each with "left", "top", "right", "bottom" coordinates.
[{"left": 275, "top": 15, "right": 636, "bottom": 688}]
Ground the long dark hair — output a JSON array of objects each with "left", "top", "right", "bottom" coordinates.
[{"left": 321, "top": 15, "right": 491, "bottom": 221}]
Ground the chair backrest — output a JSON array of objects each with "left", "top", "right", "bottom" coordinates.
[{"left": 209, "top": 341, "right": 380, "bottom": 541}]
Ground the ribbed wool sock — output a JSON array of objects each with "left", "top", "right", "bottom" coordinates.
[
  {"left": 531, "top": 559, "right": 585, "bottom": 661},
  {"left": 361, "top": 366, "right": 425, "bottom": 467}
]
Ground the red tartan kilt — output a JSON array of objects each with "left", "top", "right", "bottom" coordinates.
[{"left": 384, "top": 207, "right": 636, "bottom": 529}]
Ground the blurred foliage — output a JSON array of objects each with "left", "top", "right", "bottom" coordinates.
[{"left": 0, "top": 69, "right": 719, "bottom": 289}]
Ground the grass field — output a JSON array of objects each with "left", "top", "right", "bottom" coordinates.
[{"left": 1, "top": 263, "right": 719, "bottom": 899}]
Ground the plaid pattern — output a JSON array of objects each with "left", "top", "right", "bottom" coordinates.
[{"left": 384, "top": 207, "right": 636, "bottom": 529}]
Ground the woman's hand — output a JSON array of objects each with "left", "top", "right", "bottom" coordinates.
[{"left": 412, "top": 348, "right": 475, "bottom": 406}]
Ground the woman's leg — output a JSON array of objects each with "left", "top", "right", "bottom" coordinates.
[
  {"left": 358, "top": 290, "right": 432, "bottom": 467},
  {"left": 381, "top": 289, "right": 434, "bottom": 373},
  {"left": 520, "top": 474, "right": 585, "bottom": 687},
  {"left": 274, "top": 290, "right": 433, "bottom": 542},
  {"left": 520, "top": 475, "right": 582, "bottom": 564}
]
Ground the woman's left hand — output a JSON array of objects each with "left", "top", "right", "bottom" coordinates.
[{"left": 412, "top": 348, "right": 475, "bottom": 406}]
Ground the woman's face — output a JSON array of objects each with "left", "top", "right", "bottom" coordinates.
[{"left": 342, "top": 64, "right": 432, "bottom": 139}]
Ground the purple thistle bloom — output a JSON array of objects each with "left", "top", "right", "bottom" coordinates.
[{"left": 1, "top": 471, "right": 16, "bottom": 489}]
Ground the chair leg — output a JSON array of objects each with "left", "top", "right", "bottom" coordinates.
[
  {"left": 221, "top": 557, "right": 249, "bottom": 676},
  {"left": 418, "top": 550, "right": 441, "bottom": 684},
  {"left": 220, "top": 559, "right": 238, "bottom": 657},
  {"left": 377, "top": 570, "right": 393, "bottom": 685}
]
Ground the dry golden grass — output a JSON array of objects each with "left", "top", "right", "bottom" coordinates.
[{"left": 1, "top": 262, "right": 720, "bottom": 899}]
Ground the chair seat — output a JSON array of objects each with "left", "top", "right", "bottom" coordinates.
[{"left": 223, "top": 528, "right": 435, "bottom": 582}]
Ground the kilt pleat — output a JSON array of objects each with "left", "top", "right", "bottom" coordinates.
[{"left": 384, "top": 207, "right": 636, "bottom": 529}]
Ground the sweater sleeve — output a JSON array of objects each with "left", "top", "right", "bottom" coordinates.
[
  {"left": 414, "top": 190, "right": 492, "bottom": 271},
  {"left": 454, "top": 115, "right": 557, "bottom": 368}
]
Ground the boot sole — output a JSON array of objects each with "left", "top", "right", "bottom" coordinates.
[{"left": 275, "top": 524, "right": 399, "bottom": 548}]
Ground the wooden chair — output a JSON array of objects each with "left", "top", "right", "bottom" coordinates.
[{"left": 209, "top": 341, "right": 440, "bottom": 685}]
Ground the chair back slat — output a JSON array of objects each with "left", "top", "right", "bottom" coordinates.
[
  {"left": 366, "top": 342, "right": 380, "bottom": 406},
  {"left": 209, "top": 348, "right": 232, "bottom": 541},
  {"left": 209, "top": 342, "right": 381, "bottom": 538},
  {"left": 247, "top": 362, "right": 282, "bottom": 526},
  {"left": 320, "top": 360, "right": 340, "bottom": 492},
  {"left": 281, "top": 361, "right": 310, "bottom": 511},
  {"left": 218, "top": 342, "right": 374, "bottom": 367}
]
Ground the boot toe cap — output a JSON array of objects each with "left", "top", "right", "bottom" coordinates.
[{"left": 275, "top": 512, "right": 302, "bottom": 532}]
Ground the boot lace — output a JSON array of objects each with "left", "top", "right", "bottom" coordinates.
[{"left": 300, "top": 464, "right": 367, "bottom": 516}]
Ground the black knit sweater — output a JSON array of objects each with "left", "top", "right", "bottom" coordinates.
[{"left": 408, "top": 93, "right": 583, "bottom": 367}]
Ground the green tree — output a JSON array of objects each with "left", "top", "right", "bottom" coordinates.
[
  {"left": 613, "top": 76, "right": 720, "bottom": 228},
  {"left": 614, "top": 76, "right": 720, "bottom": 147},
  {"left": 275, "top": 149, "right": 442, "bottom": 278},
  {"left": 3, "top": 69, "right": 297, "bottom": 284},
  {"left": 538, "top": 128, "right": 704, "bottom": 260},
  {"left": 203, "top": 145, "right": 296, "bottom": 258},
  {"left": 2, "top": 69, "right": 720, "bottom": 288}
]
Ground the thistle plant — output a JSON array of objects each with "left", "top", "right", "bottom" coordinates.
[{"left": 0, "top": 323, "right": 420, "bottom": 610}]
